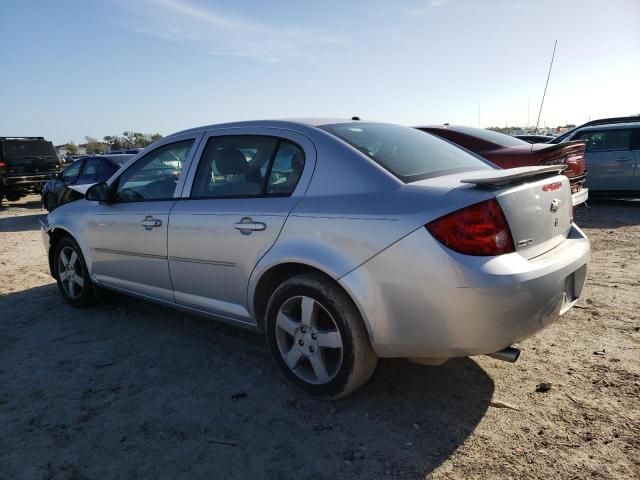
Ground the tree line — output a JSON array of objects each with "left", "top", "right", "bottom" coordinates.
[{"left": 62, "top": 131, "right": 163, "bottom": 155}]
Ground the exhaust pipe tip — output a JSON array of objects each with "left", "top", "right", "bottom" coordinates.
[{"left": 487, "top": 346, "right": 521, "bottom": 363}]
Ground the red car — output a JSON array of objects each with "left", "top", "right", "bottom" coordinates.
[{"left": 416, "top": 125, "right": 588, "bottom": 205}]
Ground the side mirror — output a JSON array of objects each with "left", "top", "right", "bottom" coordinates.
[{"left": 85, "top": 182, "right": 111, "bottom": 203}]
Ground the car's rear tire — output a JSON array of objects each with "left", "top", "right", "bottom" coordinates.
[
  {"left": 53, "top": 237, "right": 97, "bottom": 308},
  {"left": 265, "top": 273, "right": 378, "bottom": 400},
  {"left": 45, "top": 193, "right": 57, "bottom": 212}
]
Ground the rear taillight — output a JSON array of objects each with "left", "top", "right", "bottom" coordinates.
[
  {"left": 426, "top": 199, "right": 515, "bottom": 256},
  {"left": 541, "top": 153, "right": 584, "bottom": 177},
  {"left": 0, "top": 161, "right": 6, "bottom": 168}
]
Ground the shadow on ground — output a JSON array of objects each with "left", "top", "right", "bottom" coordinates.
[
  {"left": 0, "top": 212, "right": 45, "bottom": 233},
  {"left": 0, "top": 198, "right": 44, "bottom": 211},
  {"left": 0, "top": 284, "right": 494, "bottom": 479},
  {"left": 575, "top": 198, "right": 640, "bottom": 229}
]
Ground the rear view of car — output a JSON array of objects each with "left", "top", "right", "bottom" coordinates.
[
  {"left": 550, "top": 121, "right": 640, "bottom": 195},
  {"left": 42, "top": 119, "right": 589, "bottom": 399},
  {"left": 0, "top": 137, "right": 61, "bottom": 204},
  {"left": 416, "top": 125, "right": 588, "bottom": 206}
]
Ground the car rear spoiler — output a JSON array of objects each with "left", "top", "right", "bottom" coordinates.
[
  {"left": 532, "top": 139, "right": 585, "bottom": 153},
  {"left": 461, "top": 165, "right": 566, "bottom": 187}
]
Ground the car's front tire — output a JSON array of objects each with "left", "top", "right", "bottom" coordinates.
[
  {"left": 265, "top": 273, "right": 377, "bottom": 400},
  {"left": 53, "top": 237, "right": 97, "bottom": 308}
]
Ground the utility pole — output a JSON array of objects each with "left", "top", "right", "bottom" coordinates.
[
  {"left": 478, "top": 103, "right": 481, "bottom": 128},
  {"left": 535, "top": 40, "right": 557, "bottom": 133},
  {"left": 527, "top": 96, "right": 530, "bottom": 130}
]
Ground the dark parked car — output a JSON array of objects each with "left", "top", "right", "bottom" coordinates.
[
  {"left": 515, "top": 134, "right": 556, "bottom": 143},
  {"left": 416, "top": 125, "right": 588, "bottom": 205},
  {"left": 548, "top": 115, "right": 640, "bottom": 144},
  {"left": 0, "top": 136, "right": 61, "bottom": 205},
  {"left": 41, "top": 154, "right": 133, "bottom": 211}
]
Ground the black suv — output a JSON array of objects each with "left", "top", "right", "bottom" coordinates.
[{"left": 0, "top": 137, "right": 61, "bottom": 204}]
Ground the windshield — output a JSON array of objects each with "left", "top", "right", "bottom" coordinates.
[
  {"left": 2, "top": 140, "right": 57, "bottom": 158},
  {"left": 320, "top": 123, "right": 493, "bottom": 182}
]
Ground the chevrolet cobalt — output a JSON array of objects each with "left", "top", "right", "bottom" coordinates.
[{"left": 41, "top": 119, "right": 589, "bottom": 399}]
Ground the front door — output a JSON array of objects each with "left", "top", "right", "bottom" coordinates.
[
  {"left": 86, "top": 136, "right": 199, "bottom": 301},
  {"left": 168, "top": 129, "right": 314, "bottom": 323},
  {"left": 577, "top": 128, "right": 634, "bottom": 191}
]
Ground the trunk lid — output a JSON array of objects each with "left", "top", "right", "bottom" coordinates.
[
  {"left": 529, "top": 140, "right": 586, "bottom": 179},
  {"left": 461, "top": 166, "right": 573, "bottom": 259}
]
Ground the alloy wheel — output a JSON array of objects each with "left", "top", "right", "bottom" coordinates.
[
  {"left": 275, "top": 295, "right": 344, "bottom": 385},
  {"left": 57, "top": 246, "right": 85, "bottom": 299}
]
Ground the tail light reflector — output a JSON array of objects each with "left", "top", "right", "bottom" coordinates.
[{"left": 426, "top": 199, "right": 515, "bottom": 256}]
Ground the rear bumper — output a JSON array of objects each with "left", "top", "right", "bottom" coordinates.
[
  {"left": 571, "top": 187, "right": 589, "bottom": 206},
  {"left": 339, "top": 224, "right": 590, "bottom": 359},
  {"left": 1, "top": 174, "right": 57, "bottom": 189}
]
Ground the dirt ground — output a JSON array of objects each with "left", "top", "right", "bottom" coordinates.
[{"left": 0, "top": 195, "right": 638, "bottom": 480}]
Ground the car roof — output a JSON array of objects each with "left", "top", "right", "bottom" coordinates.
[
  {"left": 575, "top": 122, "right": 640, "bottom": 132},
  {"left": 166, "top": 118, "right": 364, "bottom": 140}
]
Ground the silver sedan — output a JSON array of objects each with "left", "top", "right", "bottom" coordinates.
[{"left": 41, "top": 119, "right": 590, "bottom": 399}]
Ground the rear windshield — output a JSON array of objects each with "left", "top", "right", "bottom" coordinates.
[
  {"left": 2, "top": 140, "right": 57, "bottom": 158},
  {"left": 448, "top": 126, "right": 529, "bottom": 147},
  {"left": 320, "top": 123, "right": 492, "bottom": 182}
]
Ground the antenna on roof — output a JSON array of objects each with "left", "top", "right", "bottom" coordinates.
[
  {"left": 351, "top": 116, "right": 361, "bottom": 121},
  {"left": 535, "top": 40, "right": 557, "bottom": 134}
]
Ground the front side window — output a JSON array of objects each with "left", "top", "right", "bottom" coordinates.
[
  {"left": 321, "top": 123, "right": 492, "bottom": 182},
  {"left": 577, "top": 129, "right": 631, "bottom": 152},
  {"left": 191, "top": 136, "right": 305, "bottom": 198},
  {"left": 115, "top": 139, "right": 194, "bottom": 202},
  {"left": 61, "top": 160, "right": 82, "bottom": 182}
]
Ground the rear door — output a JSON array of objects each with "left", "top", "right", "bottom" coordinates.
[
  {"left": 576, "top": 128, "right": 634, "bottom": 190},
  {"left": 168, "top": 127, "right": 315, "bottom": 323},
  {"left": 85, "top": 134, "right": 201, "bottom": 301}
]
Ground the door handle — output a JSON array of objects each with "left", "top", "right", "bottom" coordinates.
[
  {"left": 616, "top": 157, "right": 632, "bottom": 162},
  {"left": 140, "top": 215, "right": 163, "bottom": 230},
  {"left": 234, "top": 217, "right": 266, "bottom": 234}
]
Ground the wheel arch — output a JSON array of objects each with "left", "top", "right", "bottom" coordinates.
[
  {"left": 250, "top": 261, "right": 370, "bottom": 338},
  {"left": 46, "top": 226, "right": 77, "bottom": 276},
  {"left": 250, "top": 262, "right": 329, "bottom": 330}
]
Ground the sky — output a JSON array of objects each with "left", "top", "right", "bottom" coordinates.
[{"left": 1, "top": 0, "right": 639, "bottom": 145}]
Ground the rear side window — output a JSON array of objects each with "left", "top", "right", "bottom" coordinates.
[
  {"left": 267, "top": 142, "right": 305, "bottom": 195},
  {"left": 320, "top": 123, "right": 492, "bottom": 182},
  {"left": 81, "top": 158, "right": 100, "bottom": 176},
  {"left": 576, "top": 129, "right": 631, "bottom": 152},
  {"left": 2, "top": 140, "right": 57, "bottom": 158},
  {"left": 191, "top": 135, "right": 305, "bottom": 198}
]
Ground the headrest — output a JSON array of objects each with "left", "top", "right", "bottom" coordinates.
[{"left": 216, "top": 148, "right": 249, "bottom": 175}]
